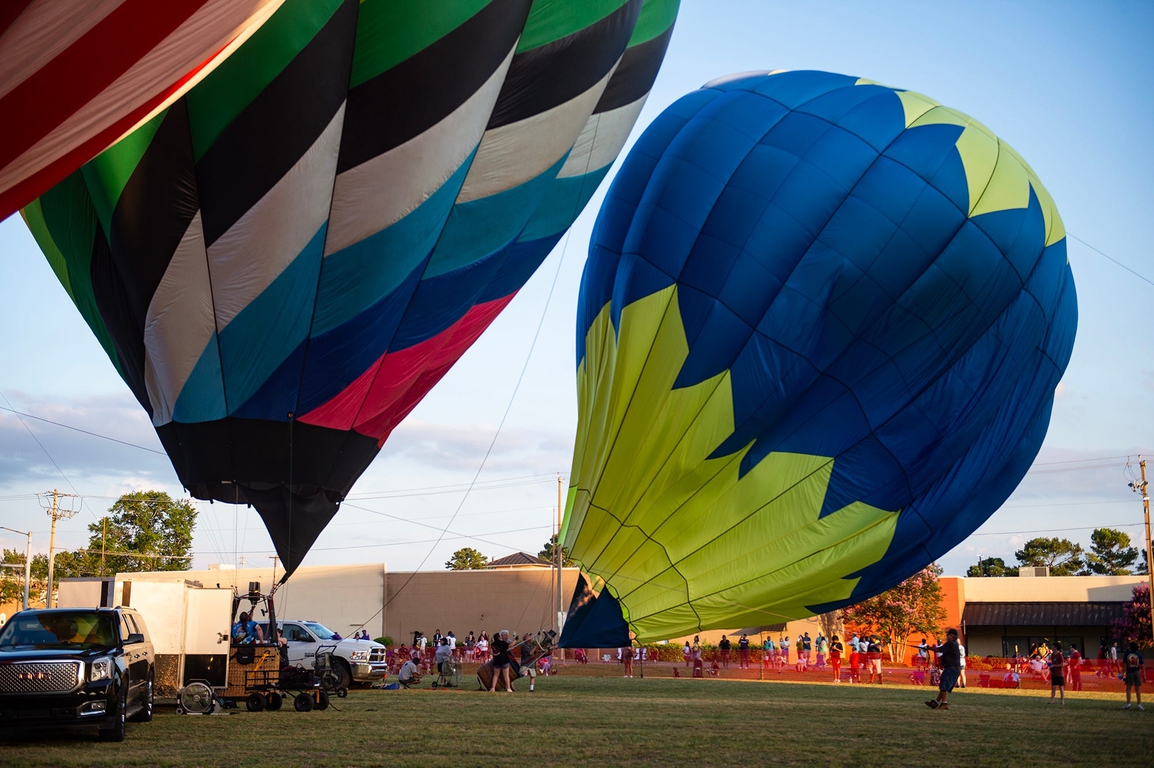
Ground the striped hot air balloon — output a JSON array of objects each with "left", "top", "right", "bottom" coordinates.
[
  {"left": 0, "top": 0, "right": 286, "bottom": 219},
  {"left": 560, "top": 71, "right": 1076, "bottom": 646},
  {"left": 22, "top": 0, "right": 680, "bottom": 578}
]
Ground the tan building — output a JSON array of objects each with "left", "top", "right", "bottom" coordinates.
[
  {"left": 954, "top": 573, "right": 1145, "bottom": 659},
  {"left": 75, "top": 562, "right": 579, "bottom": 646}
]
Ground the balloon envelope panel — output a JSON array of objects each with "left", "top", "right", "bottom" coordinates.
[
  {"left": 561, "top": 70, "right": 1076, "bottom": 644},
  {"left": 0, "top": 0, "right": 288, "bottom": 220},
  {"left": 21, "top": 0, "right": 680, "bottom": 577}
]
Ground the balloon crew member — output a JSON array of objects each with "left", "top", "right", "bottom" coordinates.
[
  {"left": 518, "top": 632, "right": 540, "bottom": 691},
  {"left": 925, "top": 629, "right": 962, "bottom": 710},
  {"left": 490, "top": 630, "right": 515, "bottom": 693},
  {"left": 231, "top": 612, "right": 263, "bottom": 645}
]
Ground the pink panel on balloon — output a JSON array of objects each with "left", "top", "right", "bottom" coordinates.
[{"left": 299, "top": 294, "right": 515, "bottom": 442}]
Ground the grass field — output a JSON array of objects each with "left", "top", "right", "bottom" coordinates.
[{"left": 2, "top": 667, "right": 1151, "bottom": 767}]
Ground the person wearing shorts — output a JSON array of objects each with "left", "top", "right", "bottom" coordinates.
[
  {"left": 925, "top": 628, "right": 962, "bottom": 710},
  {"left": 519, "top": 632, "right": 540, "bottom": 691},
  {"left": 1047, "top": 641, "right": 1066, "bottom": 705},
  {"left": 489, "top": 630, "right": 515, "bottom": 692},
  {"left": 1122, "top": 641, "right": 1144, "bottom": 711}
]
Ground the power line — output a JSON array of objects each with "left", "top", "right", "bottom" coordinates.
[
  {"left": 1001, "top": 499, "right": 1133, "bottom": 509},
  {"left": 969, "top": 522, "right": 1143, "bottom": 537},
  {"left": 0, "top": 389, "right": 99, "bottom": 524},
  {"left": 0, "top": 404, "right": 165, "bottom": 455}
]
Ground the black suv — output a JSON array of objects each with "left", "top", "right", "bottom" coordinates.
[{"left": 0, "top": 607, "right": 155, "bottom": 741}]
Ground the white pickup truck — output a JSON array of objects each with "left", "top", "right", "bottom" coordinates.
[{"left": 260, "top": 620, "right": 387, "bottom": 688}]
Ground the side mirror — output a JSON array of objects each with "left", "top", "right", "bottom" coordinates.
[{"left": 127, "top": 633, "right": 145, "bottom": 644}]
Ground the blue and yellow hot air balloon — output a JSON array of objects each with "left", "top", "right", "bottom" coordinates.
[
  {"left": 560, "top": 70, "right": 1077, "bottom": 646},
  {"left": 21, "top": 0, "right": 680, "bottom": 578}
]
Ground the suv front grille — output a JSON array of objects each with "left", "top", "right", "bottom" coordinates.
[
  {"left": 369, "top": 648, "right": 385, "bottom": 663},
  {"left": 0, "top": 662, "right": 83, "bottom": 693}
]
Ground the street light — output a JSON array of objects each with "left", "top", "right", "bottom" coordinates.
[{"left": 0, "top": 526, "right": 33, "bottom": 610}]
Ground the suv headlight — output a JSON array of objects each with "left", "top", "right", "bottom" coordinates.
[
  {"left": 89, "top": 657, "right": 113, "bottom": 682},
  {"left": 349, "top": 650, "right": 369, "bottom": 662}
]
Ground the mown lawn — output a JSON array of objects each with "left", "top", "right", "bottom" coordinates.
[{"left": 2, "top": 672, "right": 1150, "bottom": 767}]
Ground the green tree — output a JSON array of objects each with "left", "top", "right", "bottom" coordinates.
[
  {"left": 1, "top": 549, "right": 31, "bottom": 604},
  {"left": 445, "top": 547, "right": 488, "bottom": 570},
  {"left": 841, "top": 564, "right": 946, "bottom": 662},
  {"left": 0, "top": 549, "right": 98, "bottom": 605},
  {"left": 1014, "top": 537, "right": 1087, "bottom": 576},
  {"left": 538, "top": 534, "right": 573, "bottom": 567},
  {"left": 87, "top": 491, "right": 197, "bottom": 573},
  {"left": 1086, "top": 527, "right": 1139, "bottom": 575},
  {"left": 966, "top": 556, "right": 1018, "bottom": 577}
]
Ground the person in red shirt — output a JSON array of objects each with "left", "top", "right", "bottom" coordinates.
[
  {"left": 1067, "top": 644, "right": 1083, "bottom": 691},
  {"left": 1048, "top": 641, "right": 1067, "bottom": 705},
  {"left": 849, "top": 643, "right": 861, "bottom": 683}
]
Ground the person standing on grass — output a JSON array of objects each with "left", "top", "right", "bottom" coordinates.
[
  {"left": 925, "top": 628, "right": 962, "bottom": 710},
  {"left": 1047, "top": 640, "right": 1066, "bottom": 704},
  {"left": 622, "top": 644, "right": 635, "bottom": 678},
  {"left": 866, "top": 637, "right": 883, "bottom": 683},
  {"left": 719, "top": 635, "right": 731, "bottom": 668},
  {"left": 829, "top": 634, "right": 844, "bottom": 683},
  {"left": 780, "top": 635, "right": 791, "bottom": 665},
  {"left": 1068, "top": 644, "right": 1083, "bottom": 691},
  {"left": 490, "top": 630, "right": 515, "bottom": 693},
  {"left": 519, "top": 632, "right": 540, "bottom": 691},
  {"left": 739, "top": 634, "right": 751, "bottom": 669},
  {"left": 1122, "top": 642, "right": 1144, "bottom": 711},
  {"left": 957, "top": 638, "right": 967, "bottom": 688},
  {"left": 848, "top": 639, "right": 860, "bottom": 683}
]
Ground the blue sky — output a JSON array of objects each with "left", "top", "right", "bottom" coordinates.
[{"left": 0, "top": 1, "right": 1151, "bottom": 580}]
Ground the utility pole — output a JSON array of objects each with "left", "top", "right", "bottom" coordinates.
[
  {"left": 1130, "top": 457, "right": 1152, "bottom": 645},
  {"left": 0, "top": 526, "right": 32, "bottom": 610},
  {"left": 40, "top": 489, "right": 79, "bottom": 608}
]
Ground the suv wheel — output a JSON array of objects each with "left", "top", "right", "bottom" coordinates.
[
  {"left": 98, "top": 685, "right": 127, "bottom": 742},
  {"left": 129, "top": 675, "right": 154, "bottom": 723}
]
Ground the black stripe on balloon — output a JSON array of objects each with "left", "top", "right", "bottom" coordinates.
[
  {"left": 93, "top": 100, "right": 201, "bottom": 418},
  {"left": 487, "top": 0, "right": 642, "bottom": 130},
  {"left": 593, "top": 21, "right": 675, "bottom": 114},
  {"left": 156, "top": 417, "right": 381, "bottom": 577},
  {"left": 89, "top": 226, "right": 153, "bottom": 417},
  {"left": 197, "top": 0, "right": 359, "bottom": 246},
  {"left": 156, "top": 417, "right": 380, "bottom": 499},
  {"left": 336, "top": 0, "right": 532, "bottom": 174}
]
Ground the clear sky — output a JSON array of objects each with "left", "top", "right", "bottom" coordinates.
[{"left": 0, "top": 1, "right": 1151, "bottom": 583}]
